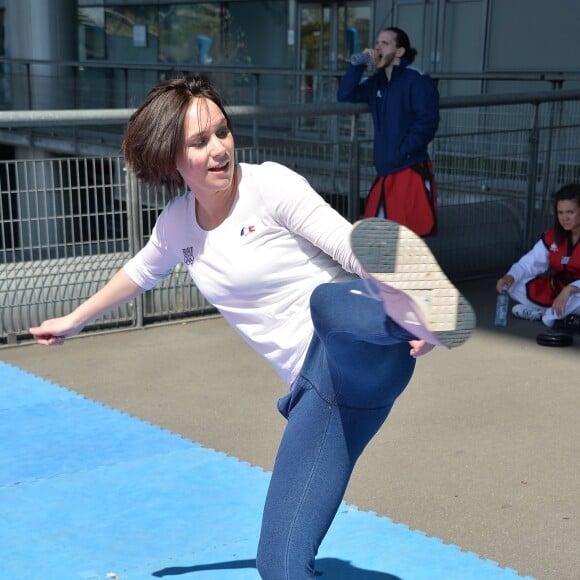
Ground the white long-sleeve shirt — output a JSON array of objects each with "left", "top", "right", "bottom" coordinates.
[
  {"left": 507, "top": 236, "right": 580, "bottom": 290},
  {"left": 506, "top": 238, "right": 550, "bottom": 282},
  {"left": 124, "top": 162, "right": 364, "bottom": 387}
]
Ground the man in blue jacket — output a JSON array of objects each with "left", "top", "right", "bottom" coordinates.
[{"left": 338, "top": 27, "right": 439, "bottom": 237}]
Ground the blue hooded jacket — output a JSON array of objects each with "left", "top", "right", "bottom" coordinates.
[{"left": 337, "top": 59, "right": 439, "bottom": 176}]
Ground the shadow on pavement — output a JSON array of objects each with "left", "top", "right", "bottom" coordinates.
[{"left": 153, "top": 557, "right": 401, "bottom": 579}]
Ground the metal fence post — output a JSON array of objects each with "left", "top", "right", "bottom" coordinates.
[
  {"left": 524, "top": 103, "right": 540, "bottom": 250},
  {"left": 125, "top": 167, "right": 144, "bottom": 328},
  {"left": 348, "top": 112, "right": 361, "bottom": 222},
  {"left": 539, "top": 100, "right": 563, "bottom": 211}
]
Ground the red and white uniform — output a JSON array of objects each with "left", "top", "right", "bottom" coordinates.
[{"left": 506, "top": 226, "right": 580, "bottom": 325}]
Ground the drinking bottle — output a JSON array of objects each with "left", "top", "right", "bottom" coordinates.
[
  {"left": 350, "top": 52, "right": 372, "bottom": 66},
  {"left": 494, "top": 288, "right": 509, "bottom": 327}
]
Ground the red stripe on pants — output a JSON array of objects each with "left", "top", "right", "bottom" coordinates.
[{"left": 364, "top": 163, "right": 438, "bottom": 237}]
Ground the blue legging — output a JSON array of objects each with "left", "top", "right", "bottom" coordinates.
[{"left": 256, "top": 279, "right": 416, "bottom": 579}]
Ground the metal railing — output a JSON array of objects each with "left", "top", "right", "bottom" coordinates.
[
  {"left": 2, "top": 56, "right": 580, "bottom": 110},
  {"left": 2, "top": 89, "right": 580, "bottom": 343}
]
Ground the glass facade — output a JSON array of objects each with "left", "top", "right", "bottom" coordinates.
[
  {"left": 158, "top": 4, "right": 220, "bottom": 65},
  {"left": 0, "top": 1, "right": 376, "bottom": 111},
  {"left": 298, "top": 2, "right": 372, "bottom": 103},
  {"left": 77, "top": 1, "right": 303, "bottom": 107},
  {"left": 79, "top": 2, "right": 295, "bottom": 67},
  {"left": 75, "top": 1, "right": 373, "bottom": 108},
  {"left": 79, "top": 7, "right": 106, "bottom": 60},
  {"left": 5, "top": 0, "right": 577, "bottom": 112}
]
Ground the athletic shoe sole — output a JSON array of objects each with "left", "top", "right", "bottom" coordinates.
[{"left": 350, "top": 218, "right": 476, "bottom": 348}]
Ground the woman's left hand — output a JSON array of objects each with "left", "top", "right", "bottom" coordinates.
[
  {"left": 552, "top": 284, "right": 578, "bottom": 316},
  {"left": 409, "top": 340, "right": 435, "bottom": 357}
]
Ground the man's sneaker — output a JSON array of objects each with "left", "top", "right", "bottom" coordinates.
[
  {"left": 350, "top": 218, "right": 476, "bottom": 349},
  {"left": 511, "top": 304, "right": 543, "bottom": 321}
]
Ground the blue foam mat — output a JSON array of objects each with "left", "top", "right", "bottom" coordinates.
[{"left": 0, "top": 361, "right": 534, "bottom": 579}]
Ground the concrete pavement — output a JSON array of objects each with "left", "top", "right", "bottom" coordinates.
[{"left": 1, "top": 278, "right": 578, "bottom": 579}]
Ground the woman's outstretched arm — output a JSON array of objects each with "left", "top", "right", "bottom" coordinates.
[{"left": 29, "top": 268, "right": 144, "bottom": 346}]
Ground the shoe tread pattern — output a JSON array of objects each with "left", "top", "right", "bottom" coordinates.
[{"left": 351, "top": 218, "right": 476, "bottom": 348}]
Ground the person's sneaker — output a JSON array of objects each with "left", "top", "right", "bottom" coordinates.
[
  {"left": 511, "top": 304, "right": 543, "bottom": 321},
  {"left": 553, "top": 314, "right": 580, "bottom": 334},
  {"left": 350, "top": 218, "right": 476, "bottom": 349}
]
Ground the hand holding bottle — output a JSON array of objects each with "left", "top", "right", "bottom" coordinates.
[
  {"left": 496, "top": 274, "right": 514, "bottom": 294},
  {"left": 350, "top": 49, "right": 375, "bottom": 67}
]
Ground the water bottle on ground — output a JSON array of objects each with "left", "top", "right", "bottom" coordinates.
[
  {"left": 350, "top": 52, "right": 372, "bottom": 66},
  {"left": 494, "top": 287, "right": 509, "bottom": 327}
]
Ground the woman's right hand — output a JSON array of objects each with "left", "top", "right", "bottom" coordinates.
[
  {"left": 29, "top": 268, "right": 144, "bottom": 346},
  {"left": 496, "top": 274, "right": 514, "bottom": 293},
  {"left": 29, "top": 314, "right": 85, "bottom": 346}
]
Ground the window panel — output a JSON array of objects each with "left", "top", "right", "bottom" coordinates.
[
  {"left": 159, "top": 4, "right": 220, "bottom": 65},
  {"left": 79, "top": 7, "right": 106, "bottom": 60}
]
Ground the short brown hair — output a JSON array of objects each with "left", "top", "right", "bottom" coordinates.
[{"left": 122, "top": 75, "right": 232, "bottom": 199}]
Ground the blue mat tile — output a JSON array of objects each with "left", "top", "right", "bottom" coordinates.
[
  {"left": 319, "top": 507, "right": 531, "bottom": 580},
  {"left": 0, "top": 361, "right": 79, "bottom": 409},
  {"left": 0, "top": 396, "right": 194, "bottom": 486},
  {"left": 1, "top": 450, "right": 268, "bottom": 579},
  {"left": 0, "top": 361, "right": 535, "bottom": 579}
]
